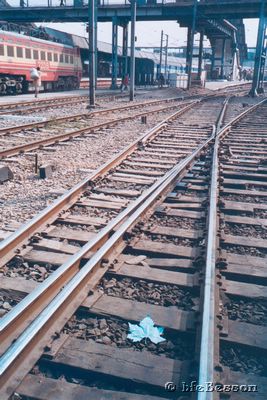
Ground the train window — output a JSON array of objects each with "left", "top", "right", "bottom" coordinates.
[
  {"left": 47, "top": 52, "right": 52, "bottom": 61},
  {"left": 7, "top": 46, "right": 14, "bottom": 57},
  {"left": 25, "top": 48, "right": 31, "bottom": 59},
  {"left": 70, "top": 55, "right": 74, "bottom": 64},
  {"left": 65, "top": 54, "right": 69, "bottom": 64},
  {"left": 60, "top": 53, "right": 63, "bottom": 63},
  {"left": 33, "top": 50, "right": 39, "bottom": 60},
  {"left": 0, "top": 44, "right": 4, "bottom": 56},
  {"left": 41, "top": 51, "right": 46, "bottom": 61},
  {"left": 16, "top": 47, "right": 23, "bottom": 58},
  {"left": 54, "top": 53, "right": 58, "bottom": 62}
]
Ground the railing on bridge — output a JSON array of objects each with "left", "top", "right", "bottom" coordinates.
[
  {"left": 1, "top": 0, "right": 195, "bottom": 8},
  {"left": 1, "top": 0, "right": 259, "bottom": 8}
]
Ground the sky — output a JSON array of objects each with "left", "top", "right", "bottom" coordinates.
[{"left": 42, "top": 19, "right": 259, "bottom": 48}]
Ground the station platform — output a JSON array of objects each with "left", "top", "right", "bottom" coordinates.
[
  {"left": 0, "top": 81, "right": 252, "bottom": 105},
  {"left": 0, "top": 88, "right": 117, "bottom": 105},
  {"left": 0, "top": 86, "right": 158, "bottom": 105},
  {"left": 205, "top": 80, "right": 250, "bottom": 91}
]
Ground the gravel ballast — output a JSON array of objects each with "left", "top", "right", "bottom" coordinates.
[{"left": 0, "top": 104, "right": 177, "bottom": 230}]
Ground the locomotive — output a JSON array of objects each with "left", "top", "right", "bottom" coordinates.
[{"left": 0, "top": 29, "right": 82, "bottom": 94}]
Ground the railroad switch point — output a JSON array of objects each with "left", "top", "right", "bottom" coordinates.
[{"left": 0, "top": 165, "right": 13, "bottom": 183}]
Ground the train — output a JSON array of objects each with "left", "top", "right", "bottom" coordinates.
[
  {"left": 0, "top": 27, "right": 202, "bottom": 95},
  {"left": 0, "top": 29, "right": 82, "bottom": 94}
]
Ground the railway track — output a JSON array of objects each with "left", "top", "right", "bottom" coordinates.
[
  {"left": 0, "top": 95, "right": 266, "bottom": 399},
  {"left": 0, "top": 92, "right": 129, "bottom": 116},
  {"left": 0, "top": 81, "right": 250, "bottom": 118},
  {"left": 0, "top": 89, "right": 249, "bottom": 161},
  {"left": 0, "top": 97, "right": 187, "bottom": 159},
  {"left": 0, "top": 94, "right": 87, "bottom": 116},
  {"left": 214, "top": 103, "right": 267, "bottom": 398},
  {"left": 0, "top": 97, "right": 223, "bottom": 265}
]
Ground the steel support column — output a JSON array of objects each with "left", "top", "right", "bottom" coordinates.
[
  {"left": 94, "top": 0, "right": 98, "bottom": 88},
  {"left": 185, "top": 27, "right": 191, "bottom": 74},
  {"left": 250, "top": 0, "right": 266, "bottom": 97},
  {"left": 111, "top": 17, "right": 118, "bottom": 90},
  {"left": 122, "top": 23, "right": 129, "bottom": 77},
  {"left": 197, "top": 30, "right": 204, "bottom": 80},
  {"left": 220, "top": 38, "right": 226, "bottom": 78},
  {"left": 233, "top": 32, "right": 240, "bottom": 81},
  {"left": 88, "top": 0, "right": 95, "bottom": 107},
  {"left": 129, "top": 0, "right": 136, "bottom": 101},
  {"left": 258, "top": 38, "right": 267, "bottom": 93},
  {"left": 211, "top": 46, "right": 215, "bottom": 79},
  {"left": 187, "top": 0, "right": 198, "bottom": 89}
]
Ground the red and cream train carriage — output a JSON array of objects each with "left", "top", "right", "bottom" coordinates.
[{"left": 0, "top": 30, "right": 82, "bottom": 94}]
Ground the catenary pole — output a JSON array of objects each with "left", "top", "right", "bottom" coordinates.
[
  {"left": 164, "top": 34, "right": 169, "bottom": 82},
  {"left": 159, "top": 30, "right": 163, "bottom": 79}
]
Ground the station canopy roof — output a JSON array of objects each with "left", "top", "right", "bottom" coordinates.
[
  {"left": 71, "top": 34, "right": 88, "bottom": 50},
  {"left": 43, "top": 26, "right": 73, "bottom": 46}
]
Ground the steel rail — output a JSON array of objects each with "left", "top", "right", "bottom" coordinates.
[
  {"left": 1, "top": 96, "right": 262, "bottom": 397},
  {"left": 197, "top": 96, "right": 267, "bottom": 399},
  {"left": 0, "top": 100, "right": 197, "bottom": 268},
  {"left": 216, "top": 96, "right": 230, "bottom": 131},
  {"left": 0, "top": 94, "right": 88, "bottom": 111},
  {"left": 1, "top": 95, "right": 179, "bottom": 117},
  {"left": 0, "top": 101, "right": 192, "bottom": 159},
  {"left": 0, "top": 97, "right": 90, "bottom": 116},
  {"left": 0, "top": 121, "right": 215, "bottom": 398},
  {"left": 0, "top": 91, "right": 128, "bottom": 112},
  {"left": 197, "top": 108, "right": 225, "bottom": 400},
  {"left": 0, "top": 96, "right": 182, "bottom": 138}
]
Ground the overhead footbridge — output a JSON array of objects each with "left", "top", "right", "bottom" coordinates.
[
  {"left": 0, "top": 0, "right": 264, "bottom": 22},
  {"left": 0, "top": 1, "right": 252, "bottom": 85}
]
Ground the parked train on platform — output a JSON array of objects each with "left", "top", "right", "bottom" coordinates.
[{"left": 0, "top": 30, "right": 82, "bottom": 94}]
